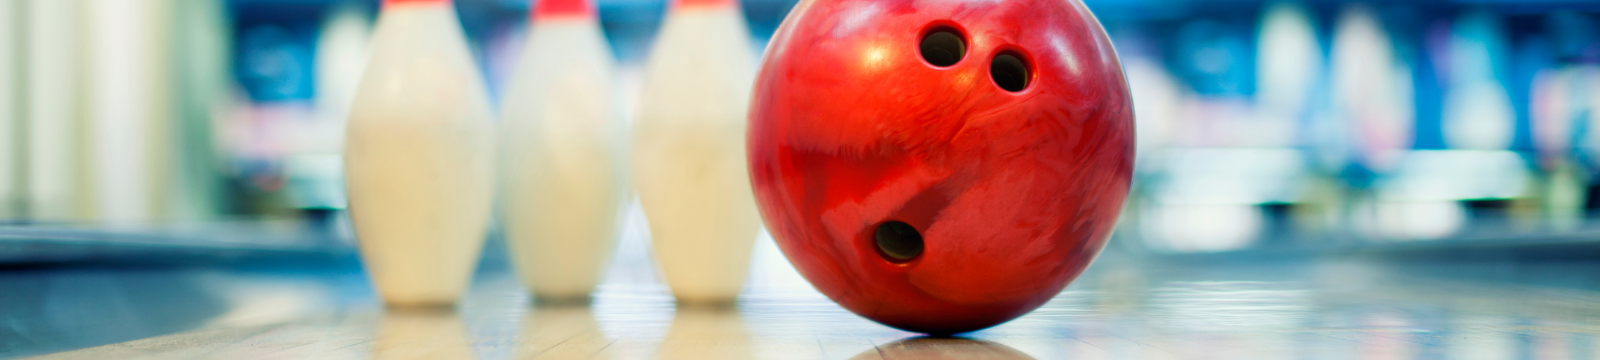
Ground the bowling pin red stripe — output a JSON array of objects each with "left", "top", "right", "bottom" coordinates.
[
  {"left": 384, "top": 0, "right": 449, "bottom": 6},
  {"left": 533, "top": 0, "right": 597, "bottom": 19},
  {"left": 675, "top": 0, "right": 737, "bottom": 10}
]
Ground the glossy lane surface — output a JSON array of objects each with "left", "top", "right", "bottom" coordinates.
[{"left": 20, "top": 249, "right": 1600, "bottom": 359}]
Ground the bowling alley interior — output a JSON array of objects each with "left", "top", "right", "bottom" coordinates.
[{"left": 6, "top": 0, "right": 1600, "bottom": 358}]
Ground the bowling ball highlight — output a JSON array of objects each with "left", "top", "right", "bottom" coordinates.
[{"left": 747, "top": 0, "right": 1134, "bottom": 334}]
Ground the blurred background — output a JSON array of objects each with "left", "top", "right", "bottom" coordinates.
[
  {"left": 7, "top": 0, "right": 1600, "bottom": 358},
  {"left": 3, "top": 0, "right": 1600, "bottom": 258}
]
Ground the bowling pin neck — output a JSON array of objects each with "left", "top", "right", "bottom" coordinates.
[
  {"left": 673, "top": 0, "right": 737, "bottom": 11},
  {"left": 384, "top": 0, "right": 450, "bottom": 7},
  {"left": 532, "top": 0, "right": 597, "bottom": 20}
]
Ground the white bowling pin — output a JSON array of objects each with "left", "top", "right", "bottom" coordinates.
[
  {"left": 1329, "top": 4, "right": 1412, "bottom": 170},
  {"left": 1442, "top": 10, "right": 1513, "bottom": 151},
  {"left": 500, "top": 0, "right": 627, "bottom": 303},
  {"left": 634, "top": 0, "right": 760, "bottom": 304},
  {"left": 344, "top": 0, "right": 495, "bottom": 307}
]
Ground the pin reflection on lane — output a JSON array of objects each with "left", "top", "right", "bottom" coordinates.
[
  {"left": 658, "top": 306, "right": 754, "bottom": 359},
  {"left": 370, "top": 308, "right": 473, "bottom": 360},
  {"left": 516, "top": 305, "right": 611, "bottom": 358}
]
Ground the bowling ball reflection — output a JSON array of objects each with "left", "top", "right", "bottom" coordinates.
[{"left": 849, "top": 337, "right": 1034, "bottom": 360}]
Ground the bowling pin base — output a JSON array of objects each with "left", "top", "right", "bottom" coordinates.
[
  {"left": 368, "top": 276, "right": 474, "bottom": 309},
  {"left": 672, "top": 295, "right": 738, "bottom": 309},
  {"left": 381, "top": 305, "right": 460, "bottom": 316},
  {"left": 533, "top": 294, "right": 594, "bottom": 307},
  {"left": 381, "top": 298, "right": 459, "bottom": 310}
]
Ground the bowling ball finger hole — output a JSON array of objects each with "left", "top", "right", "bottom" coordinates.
[
  {"left": 919, "top": 28, "right": 966, "bottom": 67},
  {"left": 875, "top": 221, "right": 924, "bottom": 263},
  {"left": 990, "top": 52, "right": 1031, "bottom": 92}
]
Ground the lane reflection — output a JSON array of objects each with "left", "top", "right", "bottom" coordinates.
[
  {"left": 0, "top": 268, "right": 230, "bottom": 358},
  {"left": 517, "top": 304, "right": 611, "bottom": 359},
  {"left": 850, "top": 337, "right": 1034, "bottom": 360}
]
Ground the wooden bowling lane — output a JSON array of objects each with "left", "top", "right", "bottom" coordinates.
[{"left": 19, "top": 251, "right": 1600, "bottom": 359}]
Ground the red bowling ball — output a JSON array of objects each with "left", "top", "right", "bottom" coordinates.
[{"left": 747, "top": 0, "right": 1134, "bottom": 334}]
